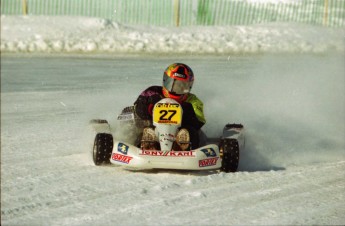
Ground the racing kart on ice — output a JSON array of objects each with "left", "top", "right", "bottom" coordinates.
[{"left": 91, "top": 98, "right": 244, "bottom": 172}]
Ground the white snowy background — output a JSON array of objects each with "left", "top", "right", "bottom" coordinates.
[{"left": 1, "top": 13, "right": 345, "bottom": 226}]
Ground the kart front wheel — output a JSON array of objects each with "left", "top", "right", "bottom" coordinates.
[
  {"left": 220, "top": 138, "right": 239, "bottom": 172},
  {"left": 93, "top": 133, "right": 113, "bottom": 165}
]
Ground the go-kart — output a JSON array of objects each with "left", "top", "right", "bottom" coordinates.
[{"left": 90, "top": 98, "right": 244, "bottom": 172}]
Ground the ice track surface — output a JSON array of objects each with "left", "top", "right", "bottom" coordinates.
[{"left": 1, "top": 54, "right": 345, "bottom": 225}]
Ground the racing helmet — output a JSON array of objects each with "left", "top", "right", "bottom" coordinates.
[{"left": 162, "top": 63, "right": 194, "bottom": 102}]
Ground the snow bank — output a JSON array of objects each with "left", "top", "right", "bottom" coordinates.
[{"left": 1, "top": 15, "right": 344, "bottom": 54}]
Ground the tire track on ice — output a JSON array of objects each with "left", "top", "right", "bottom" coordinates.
[{"left": 154, "top": 161, "right": 345, "bottom": 225}]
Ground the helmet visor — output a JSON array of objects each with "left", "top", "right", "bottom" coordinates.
[{"left": 163, "top": 74, "right": 193, "bottom": 95}]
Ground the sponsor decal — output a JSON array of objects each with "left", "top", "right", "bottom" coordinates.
[
  {"left": 155, "top": 103, "right": 180, "bottom": 108},
  {"left": 112, "top": 153, "right": 133, "bottom": 164},
  {"left": 117, "top": 113, "right": 134, "bottom": 121},
  {"left": 200, "top": 148, "right": 217, "bottom": 157},
  {"left": 139, "top": 150, "right": 195, "bottom": 157},
  {"left": 117, "top": 143, "right": 129, "bottom": 155},
  {"left": 159, "top": 133, "right": 175, "bottom": 142},
  {"left": 158, "top": 120, "right": 178, "bottom": 124},
  {"left": 173, "top": 72, "right": 187, "bottom": 79},
  {"left": 199, "top": 157, "right": 219, "bottom": 167}
]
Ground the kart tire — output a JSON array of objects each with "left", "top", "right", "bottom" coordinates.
[
  {"left": 93, "top": 133, "right": 113, "bottom": 165},
  {"left": 220, "top": 138, "right": 239, "bottom": 173}
]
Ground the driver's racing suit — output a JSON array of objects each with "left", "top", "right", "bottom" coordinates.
[{"left": 134, "top": 86, "right": 206, "bottom": 149}]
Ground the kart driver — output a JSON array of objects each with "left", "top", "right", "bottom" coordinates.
[{"left": 134, "top": 63, "right": 206, "bottom": 151}]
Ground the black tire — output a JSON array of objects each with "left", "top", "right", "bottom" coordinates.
[
  {"left": 93, "top": 133, "right": 113, "bottom": 165},
  {"left": 220, "top": 138, "right": 239, "bottom": 173}
]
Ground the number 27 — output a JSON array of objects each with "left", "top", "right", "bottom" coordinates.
[{"left": 159, "top": 110, "right": 176, "bottom": 120}]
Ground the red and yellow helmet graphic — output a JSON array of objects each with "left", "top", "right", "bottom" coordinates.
[{"left": 162, "top": 63, "right": 194, "bottom": 102}]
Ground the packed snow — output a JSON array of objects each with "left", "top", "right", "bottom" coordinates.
[{"left": 1, "top": 15, "right": 345, "bottom": 225}]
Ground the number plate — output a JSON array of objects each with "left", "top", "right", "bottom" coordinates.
[{"left": 153, "top": 103, "right": 182, "bottom": 125}]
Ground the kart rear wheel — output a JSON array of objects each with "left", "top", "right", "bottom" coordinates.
[
  {"left": 93, "top": 133, "right": 113, "bottom": 165},
  {"left": 220, "top": 138, "right": 239, "bottom": 172}
]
